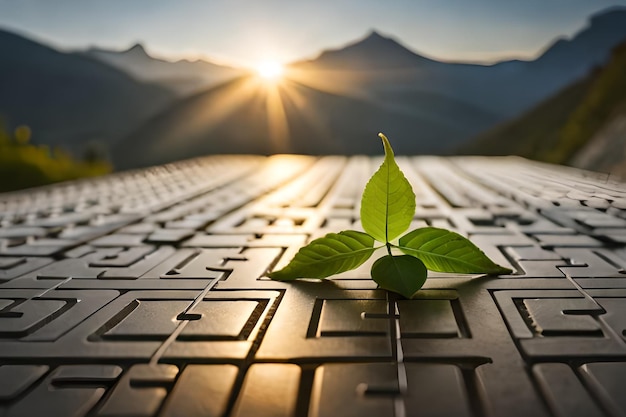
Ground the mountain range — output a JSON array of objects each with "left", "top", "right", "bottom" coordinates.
[
  {"left": 84, "top": 44, "right": 245, "bottom": 96},
  {"left": 0, "top": 29, "right": 177, "bottom": 150},
  {"left": 1, "top": 6, "right": 626, "bottom": 170},
  {"left": 113, "top": 76, "right": 503, "bottom": 169},
  {"left": 291, "top": 8, "right": 626, "bottom": 117},
  {"left": 459, "top": 39, "right": 626, "bottom": 176},
  {"left": 113, "top": 7, "right": 626, "bottom": 168}
]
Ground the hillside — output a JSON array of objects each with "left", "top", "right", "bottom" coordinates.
[
  {"left": 459, "top": 41, "right": 626, "bottom": 175},
  {"left": 85, "top": 44, "right": 245, "bottom": 96},
  {"left": 455, "top": 74, "right": 596, "bottom": 160},
  {"left": 0, "top": 124, "right": 110, "bottom": 192},
  {"left": 568, "top": 42, "right": 626, "bottom": 175},
  {"left": 113, "top": 76, "right": 499, "bottom": 169},
  {"left": 0, "top": 29, "right": 175, "bottom": 152}
]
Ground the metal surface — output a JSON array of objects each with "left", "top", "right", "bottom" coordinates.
[{"left": 1, "top": 154, "right": 626, "bottom": 417}]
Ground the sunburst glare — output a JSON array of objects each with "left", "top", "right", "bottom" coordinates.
[{"left": 256, "top": 61, "right": 284, "bottom": 81}]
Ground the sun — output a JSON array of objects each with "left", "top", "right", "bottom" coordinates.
[{"left": 256, "top": 61, "right": 284, "bottom": 81}]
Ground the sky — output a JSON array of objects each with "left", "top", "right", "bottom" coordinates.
[{"left": 1, "top": 0, "right": 626, "bottom": 68}]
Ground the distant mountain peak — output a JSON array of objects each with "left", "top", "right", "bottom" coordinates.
[
  {"left": 304, "top": 28, "right": 435, "bottom": 69},
  {"left": 590, "top": 5, "right": 626, "bottom": 22},
  {"left": 86, "top": 42, "right": 150, "bottom": 58},
  {"left": 363, "top": 30, "right": 387, "bottom": 41},
  {"left": 356, "top": 29, "right": 402, "bottom": 48},
  {"left": 124, "top": 43, "right": 148, "bottom": 55},
  {"left": 534, "top": 6, "right": 626, "bottom": 70}
]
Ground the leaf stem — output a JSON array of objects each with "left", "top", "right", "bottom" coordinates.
[{"left": 386, "top": 242, "right": 393, "bottom": 256}]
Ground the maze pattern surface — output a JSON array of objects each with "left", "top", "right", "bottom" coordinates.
[{"left": 1, "top": 155, "right": 626, "bottom": 417}]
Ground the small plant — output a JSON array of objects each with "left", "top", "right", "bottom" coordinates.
[{"left": 268, "top": 133, "right": 511, "bottom": 298}]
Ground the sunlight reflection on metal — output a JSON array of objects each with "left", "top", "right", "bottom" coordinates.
[{"left": 262, "top": 154, "right": 308, "bottom": 182}]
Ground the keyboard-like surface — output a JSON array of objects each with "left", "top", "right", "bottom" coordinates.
[{"left": 1, "top": 155, "right": 626, "bottom": 417}]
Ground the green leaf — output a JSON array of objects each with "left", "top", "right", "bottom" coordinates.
[
  {"left": 268, "top": 230, "right": 377, "bottom": 280},
  {"left": 360, "top": 133, "right": 416, "bottom": 243},
  {"left": 397, "top": 227, "right": 512, "bottom": 274},
  {"left": 371, "top": 254, "right": 427, "bottom": 298}
]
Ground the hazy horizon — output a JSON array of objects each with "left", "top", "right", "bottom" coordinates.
[{"left": 1, "top": 0, "right": 626, "bottom": 68}]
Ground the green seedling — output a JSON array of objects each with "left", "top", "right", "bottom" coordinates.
[{"left": 268, "top": 133, "right": 511, "bottom": 298}]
